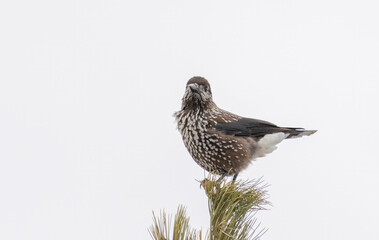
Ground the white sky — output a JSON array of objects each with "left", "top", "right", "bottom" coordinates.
[{"left": 1, "top": 0, "right": 378, "bottom": 239}]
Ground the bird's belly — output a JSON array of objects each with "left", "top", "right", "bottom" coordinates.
[{"left": 183, "top": 130, "right": 254, "bottom": 175}]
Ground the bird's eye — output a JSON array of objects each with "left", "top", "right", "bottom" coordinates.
[{"left": 204, "top": 86, "right": 208, "bottom": 92}]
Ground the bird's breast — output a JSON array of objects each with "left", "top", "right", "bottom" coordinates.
[{"left": 176, "top": 110, "right": 252, "bottom": 173}]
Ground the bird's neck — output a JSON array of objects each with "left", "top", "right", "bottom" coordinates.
[
  {"left": 175, "top": 101, "right": 217, "bottom": 130},
  {"left": 181, "top": 99, "right": 216, "bottom": 112}
]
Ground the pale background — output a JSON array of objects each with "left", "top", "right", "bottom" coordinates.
[{"left": 0, "top": 0, "right": 378, "bottom": 239}]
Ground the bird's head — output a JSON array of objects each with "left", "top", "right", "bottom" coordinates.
[{"left": 181, "top": 76, "right": 214, "bottom": 110}]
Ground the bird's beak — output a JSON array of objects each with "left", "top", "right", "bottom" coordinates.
[{"left": 188, "top": 83, "right": 200, "bottom": 95}]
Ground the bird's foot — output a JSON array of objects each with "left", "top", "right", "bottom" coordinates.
[
  {"left": 216, "top": 172, "right": 228, "bottom": 183},
  {"left": 232, "top": 173, "right": 239, "bottom": 181}
]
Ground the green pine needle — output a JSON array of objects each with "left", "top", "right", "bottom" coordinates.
[
  {"left": 203, "top": 176, "right": 268, "bottom": 240},
  {"left": 149, "top": 206, "right": 202, "bottom": 240}
]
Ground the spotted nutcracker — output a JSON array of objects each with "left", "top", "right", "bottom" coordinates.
[{"left": 174, "top": 76, "right": 316, "bottom": 181}]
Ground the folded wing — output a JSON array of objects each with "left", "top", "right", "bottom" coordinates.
[{"left": 214, "top": 118, "right": 316, "bottom": 139}]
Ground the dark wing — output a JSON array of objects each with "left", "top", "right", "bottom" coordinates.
[{"left": 214, "top": 118, "right": 305, "bottom": 139}]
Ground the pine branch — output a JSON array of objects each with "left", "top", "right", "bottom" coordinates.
[
  {"left": 149, "top": 175, "right": 269, "bottom": 240},
  {"left": 203, "top": 176, "right": 268, "bottom": 240}
]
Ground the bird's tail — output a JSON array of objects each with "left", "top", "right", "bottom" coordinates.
[{"left": 285, "top": 128, "right": 317, "bottom": 139}]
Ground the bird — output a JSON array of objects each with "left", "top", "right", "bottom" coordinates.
[{"left": 174, "top": 76, "right": 316, "bottom": 181}]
